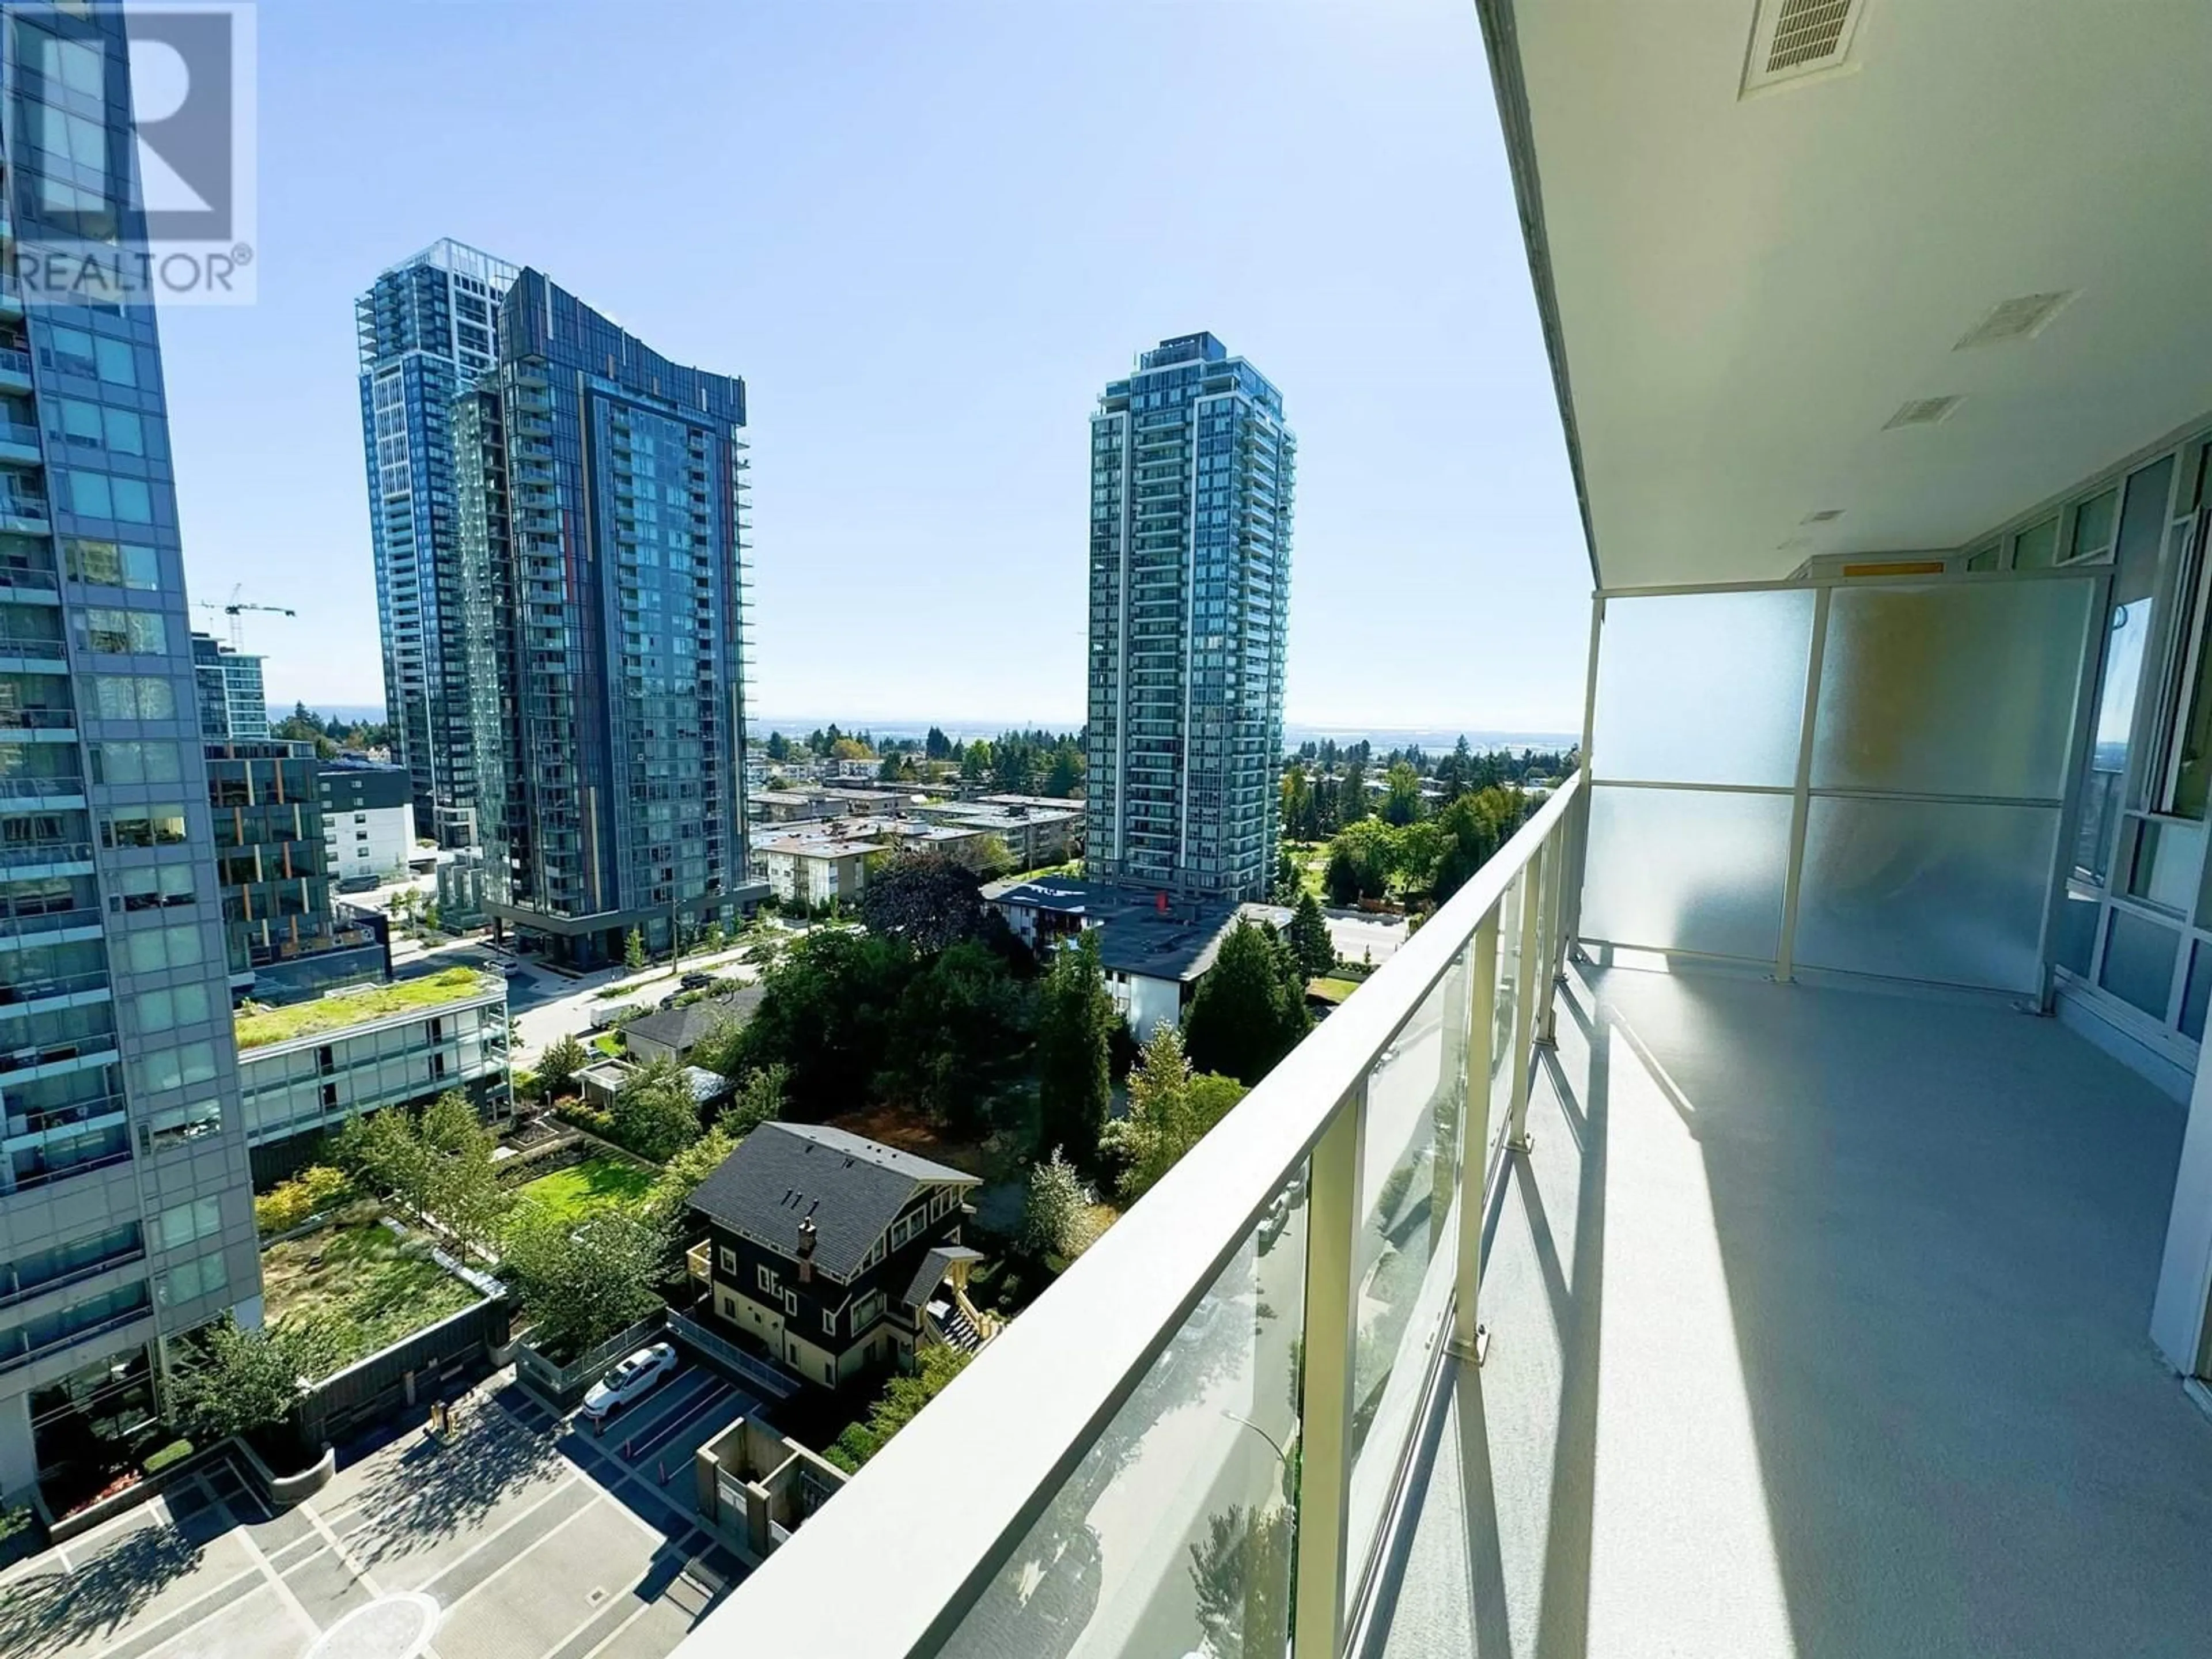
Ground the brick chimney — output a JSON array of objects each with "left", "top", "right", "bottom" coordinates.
[{"left": 796, "top": 1215, "right": 817, "bottom": 1284}]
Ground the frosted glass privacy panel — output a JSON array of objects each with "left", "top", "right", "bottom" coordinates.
[
  {"left": 1592, "top": 589, "right": 1814, "bottom": 786},
  {"left": 1794, "top": 797, "right": 2061, "bottom": 990},
  {"left": 1811, "top": 579, "right": 2095, "bottom": 799},
  {"left": 1581, "top": 785, "right": 1791, "bottom": 961}
]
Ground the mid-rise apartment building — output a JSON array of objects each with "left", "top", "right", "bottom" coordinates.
[
  {"left": 456, "top": 270, "right": 760, "bottom": 967},
  {"left": 1085, "top": 332, "right": 1293, "bottom": 901},
  {"left": 317, "top": 755, "right": 415, "bottom": 886},
  {"left": 207, "top": 741, "right": 384, "bottom": 1005},
  {"left": 188, "top": 632, "right": 266, "bottom": 741},
  {"left": 355, "top": 240, "right": 519, "bottom": 848},
  {"left": 0, "top": 5, "right": 261, "bottom": 1508}
]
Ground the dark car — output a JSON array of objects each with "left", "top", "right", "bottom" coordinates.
[{"left": 680, "top": 971, "right": 715, "bottom": 991}]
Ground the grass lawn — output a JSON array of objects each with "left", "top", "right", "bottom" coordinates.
[
  {"left": 515, "top": 1153, "right": 657, "bottom": 1222},
  {"left": 591, "top": 1032, "right": 623, "bottom": 1056},
  {"left": 260, "top": 1218, "right": 481, "bottom": 1376},
  {"left": 1309, "top": 976, "right": 1363, "bottom": 1005},
  {"left": 236, "top": 967, "right": 491, "bottom": 1051}
]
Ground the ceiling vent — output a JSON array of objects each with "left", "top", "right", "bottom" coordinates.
[
  {"left": 1884, "top": 395, "right": 1963, "bottom": 431},
  {"left": 1742, "top": 0, "right": 1864, "bottom": 96},
  {"left": 1954, "top": 290, "right": 2076, "bottom": 350}
]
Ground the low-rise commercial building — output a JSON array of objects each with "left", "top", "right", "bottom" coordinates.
[{"left": 232, "top": 967, "right": 509, "bottom": 1184}]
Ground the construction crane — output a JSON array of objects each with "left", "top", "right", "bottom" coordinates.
[{"left": 193, "top": 584, "right": 296, "bottom": 650}]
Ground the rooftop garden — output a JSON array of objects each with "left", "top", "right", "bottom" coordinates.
[
  {"left": 260, "top": 1217, "right": 482, "bottom": 1376},
  {"left": 234, "top": 967, "right": 492, "bottom": 1051}
]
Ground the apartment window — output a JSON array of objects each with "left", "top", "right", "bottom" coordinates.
[
  {"left": 756, "top": 1264, "right": 777, "bottom": 1295},
  {"left": 156, "top": 1253, "right": 225, "bottom": 1307},
  {"left": 64, "top": 539, "right": 160, "bottom": 591},
  {"left": 782, "top": 1289, "right": 798, "bottom": 1316},
  {"left": 821, "top": 1306, "right": 837, "bottom": 1337},
  {"left": 79, "top": 608, "right": 166, "bottom": 656},
  {"left": 88, "top": 675, "right": 175, "bottom": 721},
  {"left": 93, "top": 740, "right": 182, "bottom": 785},
  {"left": 143, "top": 1098, "right": 220, "bottom": 1149},
  {"left": 123, "top": 923, "right": 204, "bottom": 975},
  {"left": 851, "top": 1290, "right": 884, "bottom": 1332},
  {"left": 114, "top": 864, "right": 195, "bottom": 911},
  {"left": 134, "top": 1040, "right": 217, "bottom": 1095},
  {"left": 101, "top": 806, "right": 187, "bottom": 848},
  {"left": 718, "top": 1245, "right": 737, "bottom": 1275},
  {"left": 153, "top": 1195, "right": 222, "bottom": 1252},
  {"left": 131, "top": 982, "right": 210, "bottom": 1035}
]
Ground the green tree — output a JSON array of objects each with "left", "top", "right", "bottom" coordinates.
[
  {"left": 1035, "top": 933, "right": 1115, "bottom": 1166},
  {"left": 720, "top": 1062, "right": 790, "bottom": 1137},
  {"left": 334, "top": 1107, "right": 434, "bottom": 1221},
  {"left": 1272, "top": 844, "right": 1301, "bottom": 904},
  {"left": 857, "top": 850, "right": 983, "bottom": 953},
  {"left": 1183, "top": 922, "right": 1313, "bottom": 1086},
  {"left": 419, "top": 1088, "right": 482, "bottom": 1157},
  {"left": 1431, "top": 786, "right": 1527, "bottom": 903},
  {"left": 501, "top": 1205, "right": 671, "bottom": 1361},
  {"left": 764, "top": 730, "right": 792, "bottom": 763},
  {"left": 649, "top": 1122, "right": 738, "bottom": 1227},
  {"left": 963, "top": 832, "right": 1014, "bottom": 878},
  {"left": 882, "top": 942, "right": 1033, "bottom": 1135},
  {"left": 624, "top": 927, "right": 647, "bottom": 972},
  {"left": 1043, "top": 743, "right": 1083, "bottom": 798},
  {"left": 1105, "top": 1025, "right": 1249, "bottom": 1204},
  {"left": 1287, "top": 892, "right": 1336, "bottom": 982},
  {"left": 1022, "top": 1147, "right": 1101, "bottom": 1261},
  {"left": 611, "top": 1056, "right": 703, "bottom": 1162},
  {"left": 719, "top": 930, "right": 915, "bottom": 1120},
  {"left": 822, "top": 1343, "right": 974, "bottom": 1473},
  {"left": 1382, "top": 761, "right": 1425, "bottom": 827},
  {"left": 1337, "top": 761, "right": 1369, "bottom": 826},
  {"left": 1279, "top": 762, "right": 1314, "bottom": 843},
  {"left": 169, "top": 1317, "right": 339, "bottom": 1441},
  {"left": 536, "top": 1032, "right": 589, "bottom": 1101}
]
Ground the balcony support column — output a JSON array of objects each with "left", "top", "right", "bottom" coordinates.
[
  {"left": 1293, "top": 1087, "right": 1363, "bottom": 1657},
  {"left": 1536, "top": 810, "right": 1567, "bottom": 1047},
  {"left": 1452, "top": 913, "right": 1500, "bottom": 1365},
  {"left": 1506, "top": 846, "right": 1544, "bottom": 1154}
]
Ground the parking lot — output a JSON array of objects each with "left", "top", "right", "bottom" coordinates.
[{"left": 0, "top": 1360, "right": 759, "bottom": 1659}]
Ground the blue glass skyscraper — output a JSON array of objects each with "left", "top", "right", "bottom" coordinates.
[
  {"left": 456, "top": 271, "right": 758, "bottom": 967},
  {"left": 355, "top": 239, "right": 518, "bottom": 847},
  {"left": 1086, "top": 333, "right": 1294, "bottom": 900},
  {"left": 0, "top": 3, "right": 259, "bottom": 1504}
]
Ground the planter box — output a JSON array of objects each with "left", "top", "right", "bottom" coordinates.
[
  {"left": 43, "top": 1440, "right": 236, "bottom": 1545},
  {"left": 237, "top": 1436, "right": 336, "bottom": 1508}
]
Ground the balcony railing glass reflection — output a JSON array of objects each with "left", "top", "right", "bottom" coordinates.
[{"left": 699, "top": 773, "right": 1583, "bottom": 1657}]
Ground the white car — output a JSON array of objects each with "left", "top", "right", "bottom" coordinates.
[{"left": 580, "top": 1343, "right": 677, "bottom": 1421}]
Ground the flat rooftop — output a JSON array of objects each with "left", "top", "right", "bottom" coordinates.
[
  {"left": 234, "top": 967, "right": 498, "bottom": 1051},
  {"left": 988, "top": 876, "right": 1239, "bottom": 983}
]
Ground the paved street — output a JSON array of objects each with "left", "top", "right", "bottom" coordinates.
[{"left": 0, "top": 1366, "right": 757, "bottom": 1659}]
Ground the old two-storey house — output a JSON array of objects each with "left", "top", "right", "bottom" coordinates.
[{"left": 687, "top": 1123, "right": 988, "bottom": 1388}]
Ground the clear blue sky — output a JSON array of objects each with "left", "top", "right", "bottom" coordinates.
[{"left": 153, "top": 0, "right": 1590, "bottom": 735}]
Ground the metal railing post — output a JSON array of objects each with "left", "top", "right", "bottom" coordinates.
[
  {"left": 1451, "top": 914, "right": 1500, "bottom": 1365},
  {"left": 1294, "top": 1088, "right": 1363, "bottom": 1656},
  {"left": 1506, "top": 846, "right": 1544, "bottom": 1154},
  {"left": 1535, "top": 815, "right": 1566, "bottom": 1047}
]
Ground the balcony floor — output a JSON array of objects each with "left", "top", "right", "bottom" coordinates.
[{"left": 1373, "top": 960, "right": 2212, "bottom": 1659}]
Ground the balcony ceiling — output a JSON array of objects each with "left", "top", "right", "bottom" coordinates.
[{"left": 1497, "top": 0, "right": 2212, "bottom": 588}]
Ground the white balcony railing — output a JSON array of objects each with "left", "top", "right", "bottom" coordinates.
[{"left": 689, "top": 770, "right": 1586, "bottom": 1657}]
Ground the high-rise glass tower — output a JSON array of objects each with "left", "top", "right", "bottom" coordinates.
[
  {"left": 455, "top": 271, "right": 758, "bottom": 968},
  {"left": 1085, "top": 333, "right": 1294, "bottom": 900},
  {"left": 190, "top": 631, "right": 266, "bottom": 741},
  {"left": 0, "top": 4, "right": 259, "bottom": 1505},
  {"left": 355, "top": 239, "right": 518, "bottom": 848}
]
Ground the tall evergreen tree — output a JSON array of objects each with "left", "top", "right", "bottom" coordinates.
[
  {"left": 1183, "top": 922, "right": 1313, "bottom": 1085},
  {"left": 1035, "top": 933, "right": 1116, "bottom": 1166}
]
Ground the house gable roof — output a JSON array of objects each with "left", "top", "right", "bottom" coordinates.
[{"left": 687, "top": 1122, "right": 979, "bottom": 1281}]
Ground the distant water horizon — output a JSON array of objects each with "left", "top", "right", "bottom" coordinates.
[{"left": 272, "top": 703, "right": 1580, "bottom": 756}]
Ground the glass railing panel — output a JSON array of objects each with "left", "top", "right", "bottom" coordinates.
[
  {"left": 1486, "top": 869, "right": 1525, "bottom": 1138},
  {"left": 1346, "top": 940, "right": 1470, "bottom": 1572},
  {"left": 944, "top": 1162, "right": 1309, "bottom": 1659}
]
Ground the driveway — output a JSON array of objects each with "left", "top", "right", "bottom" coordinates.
[{"left": 0, "top": 1367, "right": 756, "bottom": 1659}]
